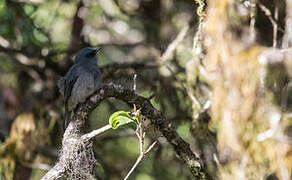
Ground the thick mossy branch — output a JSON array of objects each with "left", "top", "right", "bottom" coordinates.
[
  {"left": 74, "top": 83, "right": 208, "bottom": 179},
  {"left": 42, "top": 83, "right": 209, "bottom": 179}
]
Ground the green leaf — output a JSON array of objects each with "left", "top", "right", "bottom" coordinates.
[
  {"left": 127, "top": 121, "right": 137, "bottom": 130},
  {"left": 109, "top": 111, "right": 136, "bottom": 129}
]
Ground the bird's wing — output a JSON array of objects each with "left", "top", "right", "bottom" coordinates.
[
  {"left": 93, "top": 67, "right": 102, "bottom": 89},
  {"left": 64, "top": 68, "right": 79, "bottom": 109},
  {"left": 64, "top": 77, "right": 78, "bottom": 108},
  {"left": 63, "top": 71, "right": 78, "bottom": 131},
  {"left": 57, "top": 77, "right": 65, "bottom": 96},
  {"left": 71, "top": 71, "right": 95, "bottom": 104},
  {"left": 86, "top": 63, "right": 102, "bottom": 90}
]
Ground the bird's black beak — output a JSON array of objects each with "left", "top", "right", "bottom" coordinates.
[
  {"left": 86, "top": 47, "right": 102, "bottom": 57},
  {"left": 94, "top": 47, "right": 102, "bottom": 54}
]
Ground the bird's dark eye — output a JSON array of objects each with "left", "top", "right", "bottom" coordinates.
[{"left": 86, "top": 50, "right": 96, "bottom": 57}]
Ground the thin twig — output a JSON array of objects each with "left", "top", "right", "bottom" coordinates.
[
  {"left": 144, "top": 141, "right": 158, "bottom": 154},
  {"left": 124, "top": 114, "right": 157, "bottom": 180},
  {"left": 273, "top": 3, "right": 278, "bottom": 48},
  {"left": 258, "top": 2, "right": 284, "bottom": 33},
  {"left": 164, "top": 63, "right": 202, "bottom": 109},
  {"left": 22, "top": 162, "right": 52, "bottom": 171},
  {"left": 123, "top": 140, "right": 157, "bottom": 180},
  {"left": 133, "top": 74, "right": 137, "bottom": 92},
  {"left": 123, "top": 154, "right": 144, "bottom": 180},
  {"left": 160, "top": 25, "right": 189, "bottom": 64},
  {"left": 249, "top": 1, "right": 256, "bottom": 42},
  {"left": 82, "top": 124, "right": 112, "bottom": 142}
]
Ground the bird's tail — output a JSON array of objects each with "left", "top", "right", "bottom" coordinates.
[{"left": 63, "top": 108, "right": 71, "bottom": 131}]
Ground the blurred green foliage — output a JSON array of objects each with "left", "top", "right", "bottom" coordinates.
[
  {"left": 0, "top": 0, "right": 198, "bottom": 179},
  {"left": 0, "top": 0, "right": 290, "bottom": 179}
]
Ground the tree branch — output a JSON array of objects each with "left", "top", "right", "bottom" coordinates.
[
  {"left": 81, "top": 124, "right": 112, "bottom": 142},
  {"left": 75, "top": 83, "right": 207, "bottom": 178},
  {"left": 41, "top": 163, "right": 65, "bottom": 180},
  {"left": 41, "top": 83, "right": 208, "bottom": 179}
]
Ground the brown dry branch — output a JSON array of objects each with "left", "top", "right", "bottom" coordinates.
[{"left": 41, "top": 83, "right": 208, "bottom": 180}]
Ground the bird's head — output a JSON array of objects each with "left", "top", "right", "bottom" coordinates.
[{"left": 74, "top": 47, "right": 101, "bottom": 64}]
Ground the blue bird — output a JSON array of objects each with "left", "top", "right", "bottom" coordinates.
[{"left": 58, "top": 47, "right": 102, "bottom": 130}]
